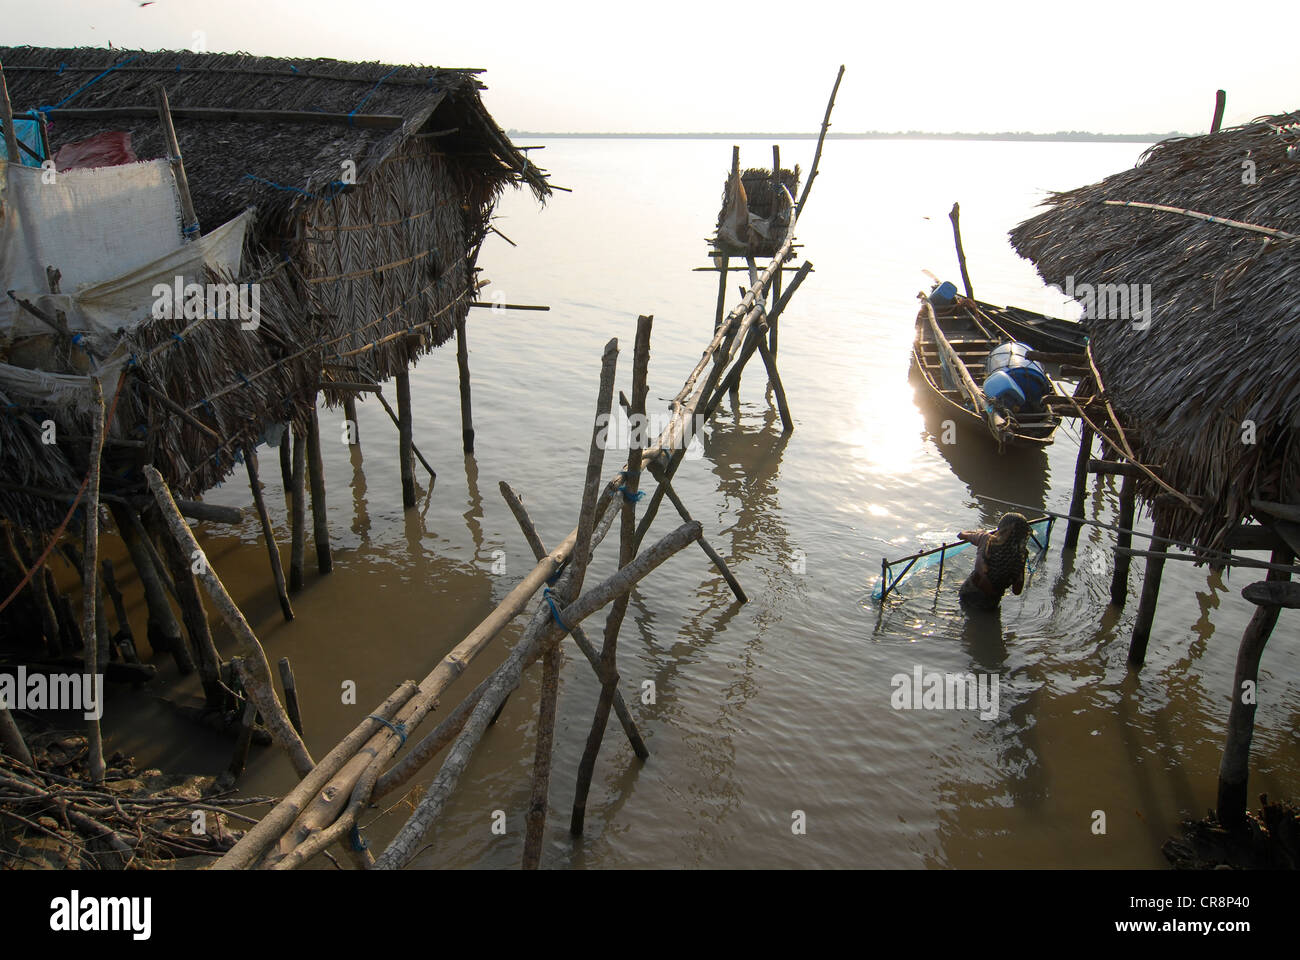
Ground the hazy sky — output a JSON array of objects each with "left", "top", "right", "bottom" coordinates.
[{"left": 7, "top": 0, "right": 1298, "bottom": 134}]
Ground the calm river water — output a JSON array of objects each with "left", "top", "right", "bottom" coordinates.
[{"left": 104, "top": 138, "right": 1298, "bottom": 868}]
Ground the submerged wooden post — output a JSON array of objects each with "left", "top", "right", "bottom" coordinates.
[
  {"left": 1217, "top": 551, "right": 1294, "bottom": 831},
  {"left": 343, "top": 396, "right": 359, "bottom": 449},
  {"left": 289, "top": 424, "right": 307, "bottom": 592},
  {"left": 244, "top": 445, "right": 294, "bottom": 621},
  {"left": 455, "top": 316, "right": 475, "bottom": 454},
  {"left": 949, "top": 202, "right": 974, "bottom": 300},
  {"left": 305, "top": 404, "right": 332, "bottom": 575},
  {"left": 1109, "top": 474, "right": 1136, "bottom": 606},
  {"left": 396, "top": 365, "right": 416, "bottom": 509},
  {"left": 278, "top": 657, "right": 305, "bottom": 737},
  {"left": 1127, "top": 506, "right": 1170, "bottom": 668},
  {"left": 81, "top": 378, "right": 107, "bottom": 783},
  {"left": 1064, "top": 422, "right": 1094, "bottom": 550}
]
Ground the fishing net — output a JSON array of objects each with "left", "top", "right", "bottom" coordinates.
[{"left": 871, "top": 517, "right": 1054, "bottom": 602}]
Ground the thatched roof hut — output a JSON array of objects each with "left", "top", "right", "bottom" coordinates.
[
  {"left": 714, "top": 165, "right": 800, "bottom": 258},
  {"left": 1009, "top": 111, "right": 1300, "bottom": 550},
  {"left": 0, "top": 46, "right": 548, "bottom": 529}
]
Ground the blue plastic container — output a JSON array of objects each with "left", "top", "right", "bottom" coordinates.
[
  {"left": 985, "top": 342, "right": 1048, "bottom": 408},
  {"left": 929, "top": 281, "right": 958, "bottom": 305},
  {"left": 983, "top": 369, "right": 1026, "bottom": 410}
]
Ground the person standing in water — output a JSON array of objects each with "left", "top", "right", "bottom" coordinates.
[{"left": 957, "top": 513, "right": 1032, "bottom": 610}]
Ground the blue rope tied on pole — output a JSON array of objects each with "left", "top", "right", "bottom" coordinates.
[
  {"left": 243, "top": 173, "right": 317, "bottom": 199},
  {"left": 171, "top": 333, "right": 185, "bottom": 345},
  {"left": 70, "top": 333, "right": 87, "bottom": 352},
  {"left": 40, "top": 55, "right": 140, "bottom": 114},
  {"left": 542, "top": 587, "right": 572, "bottom": 632},
  {"left": 348, "top": 67, "right": 400, "bottom": 124},
  {"left": 236, "top": 371, "right": 250, "bottom": 388},
  {"left": 368, "top": 715, "right": 407, "bottom": 746},
  {"left": 349, "top": 824, "right": 369, "bottom": 851}
]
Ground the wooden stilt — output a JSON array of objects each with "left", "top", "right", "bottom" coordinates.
[
  {"left": 396, "top": 366, "right": 416, "bottom": 509},
  {"left": 647, "top": 462, "right": 747, "bottom": 603},
  {"left": 109, "top": 502, "right": 189, "bottom": 672},
  {"left": 713, "top": 256, "right": 730, "bottom": 332},
  {"left": 343, "top": 395, "right": 359, "bottom": 448},
  {"left": 1217, "top": 548, "right": 1293, "bottom": 831},
  {"left": 81, "top": 378, "right": 107, "bottom": 783},
  {"left": 244, "top": 445, "right": 294, "bottom": 621},
  {"left": 278, "top": 431, "right": 293, "bottom": 495},
  {"left": 455, "top": 316, "right": 475, "bottom": 454},
  {"left": 289, "top": 425, "right": 306, "bottom": 592},
  {"left": 0, "top": 706, "right": 32, "bottom": 766},
  {"left": 1128, "top": 506, "right": 1170, "bottom": 668},
  {"left": 521, "top": 642, "right": 560, "bottom": 870},
  {"left": 305, "top": 404, "right": 333, "bottom": 575},
  {"left": 145, "top": 509, "right": 225, "bottom": 708},
  {"left": 755, "top": 334, "right": 792, "bottom": 433},
  {"left": 101, "top": 559, "right": 140, "bottom": 663},
  {"left": 226, "top": 674, "right": 257, "bottom": 782},
  {"left": 278, "top": 657, "right": 304, "bottom": 736},
  {"left": 1064, "top": 421, "right": 1094, "bottom": 550},
  {"left": 2, "top": 525, "right": 61, "bottom": 654},
  {"left": 1110, "top": 474, "right": 1136, "bottom": 606}
]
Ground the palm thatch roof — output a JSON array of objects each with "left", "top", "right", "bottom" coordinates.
[
  {"left": 0, "top": 47, "right": 548, "bottom": 531},
  {"left": 1009, "top": 110, "right": 1300, "bottom": 549}
]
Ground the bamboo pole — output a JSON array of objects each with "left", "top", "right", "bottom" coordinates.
[
  {"left": 1101, "top": 199, "right": 1300, "bottom": 244},
  {"left": 949, "top": 202, "right": 974, "bottom": 299},
  {"left": 305, "top": 404, "right": 332, "bottom": 575},
  {"left": 144, "top": 465, "right": 314, "bottom": 777},
  {"left": 1127, "top": 506, "right": 1169, "bottom": 668},
  {"left": 244, "top": 445, "right": 294, "bottom": 622},
  {"left": 1217, "top": 549, "right": 1293, "bottom": 831},
  {"left": 456, "top": 316, "right": 475, "bottom": 454},
  {"left": 82, "top": 378, "right": 106, "bottom": 784},
  {"left": 154, "top": 84, "right": 199, "bottom": 238},
  {"left": 498, "top": 481, "right": 649, "bottom": 760},
  {"left": 213, "top": 680, "right": 418, "bottom": 869},
  {"left": 109, "top": 502, "right": 189, "bottom": 672},
  {"left": 396, "top": 366, "right": 416, "bottom": 508},
  {"left": 374, "top": 519, "right": 702, "bottom": 870},
  {"left": 795, "top": 64, "right": 845, "bottom": 219},
  {"left": 569, "top": 320, "right": 652, "bottom": 839},
  {"left": 1110, "top": 474, "right": 1136, "bottom": 606},
  {"left": 289, "top": 425, "right": 306, "bottom": 592}
]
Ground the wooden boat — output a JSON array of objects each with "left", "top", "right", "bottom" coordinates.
[{"left": 911, "top": 293, "right": 1063, "bottom": 449}]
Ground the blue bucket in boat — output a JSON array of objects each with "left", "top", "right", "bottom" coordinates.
[
  {"left": 929, "top": 281, "right": 958, "bottom": 305},
  {"left": 985, "top": 342, "right": 1048, "bottom": 407},
  {"left": 983, "top": 369, "right": 1026, "bottom": 411}
]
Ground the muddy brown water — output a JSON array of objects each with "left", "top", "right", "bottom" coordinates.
[{"left": 74, "top": 138, "right": 1297, "bottom": 868}]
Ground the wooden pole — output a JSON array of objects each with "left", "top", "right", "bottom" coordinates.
[
  {"left": 305, "top": 404, "right": 332, "bottom": 575},
  {"left": 100, "top": 558, "right": 138, "bottom": 662},
  {"left": 1109, "top": 474, "right": 1136, "bottom": 606},
  {"left": 278, "top": 432, "right": 293, "bottom": 495},
  {"left": 1127, "top": 506, "right": 1170, "bottom": 668},
  {"left": 154, "top": 84, "right": 199, "bottom": 238},
  {"left": 289, "top": 425, "right": 306, "bottom": 592},
  {"left": 0, "top": 60, "right": 20, "bottom": 164},
  {"left": 0, "top": 706, "right": 32, "bottom": 766},
  {"left": 1064, "top": 422, "right": 1094, "bottom": 550},
  {"left": 949, "top": 202, "right": 974, "bottom": 300},
  {"left": 455, "top": 316, "right": 475, "bottom": 454},
  {"left": 244, "top": 445, "right": 294, "bottom": 621},
  {"left": 396, "top": 366, "right": 416, "bottom": 509},
  {"left": 343, "top": 396, "right": 359, "bottom": 448},
  {"left": 795, "top": 64, "right": 845, "bottom": 219},
  {"left": 755, "top": 334, "right": 793, "bottom": 432},
  {"left": 1211, "top": 89, "right": 1227, "bottom": 133},
  {"left": 278, "top": 657, "right": 304, "bottom": 737},
  {"left": 569, "top": 323, "right": 650, "bottom": 839},
  {"left": 2, "top": 525, "right": 62, "bottom": 655},
  {"left": 144, "top": 465, "right": 314, "bottom": 777},
  {"left": 109, "top": 502, "right": 189, "bottom": 672},
  {"left": 1216, "top": 549, "right": 1293, "bottom": 831},
  {"left": 82, "top": 378, "right": 106, "bottom": 784}
]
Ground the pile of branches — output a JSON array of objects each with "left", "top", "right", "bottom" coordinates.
[{"left": 0, "top": 733, "right": 272, "bottom": 869}]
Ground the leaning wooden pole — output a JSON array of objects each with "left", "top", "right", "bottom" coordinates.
[
  {"left": 244, "top": 444, "right": 294, "bottom": 622},
  {"left": 1216, "top": 550, "right": 1294, "bottom": 831},
  {"left": 144, "top": 465, "right": 314, "bottom": 777},
  {"left": 949, "top": 202, "right": 974, "bottom": 300},
  {"left": 795, "top": 64, "right": 845, "bottom": 220},
  {"left": 81, "top": 377, "right": 107, "bottom": 784},
  {"left": 305, "top": 404, "right": 333, "bottom": 575},
  {"left": 154, "top": 84, "right": 200, "bottom": 239}
]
